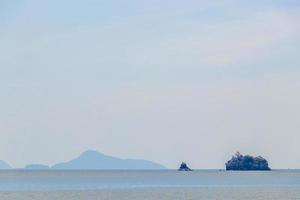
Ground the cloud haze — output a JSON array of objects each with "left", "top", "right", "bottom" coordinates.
[{"left": 0, "top": 0, "right": 300, "bottom": 168}]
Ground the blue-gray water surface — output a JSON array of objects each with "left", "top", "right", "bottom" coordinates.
[{"left": 0, "top": 170, "right": 299, "bottom": 200}]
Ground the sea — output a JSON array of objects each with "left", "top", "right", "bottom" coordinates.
[{"left": 0, "top": 170, "right": 299, "bottom": 200}]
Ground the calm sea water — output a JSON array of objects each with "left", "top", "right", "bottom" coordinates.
[{"left": 0, "top": 170, "right": 299, "bottom": 200}]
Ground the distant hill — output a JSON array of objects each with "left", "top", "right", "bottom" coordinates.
[
  {"left": 51, "top": 150, "right": 166, "bottom": 170},
  {"left": 25, "top": 164, "right": 50, "bottom": 170},
  {"left": 0, "top": 160, "right": 11, "bottom": 169}
]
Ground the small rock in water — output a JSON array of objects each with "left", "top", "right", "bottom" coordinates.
[{"left": 178, "top": 162, "right": 192, "bottom": 171}]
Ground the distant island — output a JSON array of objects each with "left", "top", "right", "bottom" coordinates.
[
  {"left": 225, "top": 152, "right": 271, "bottom": 171},
  {"left": 25, "top": 164, "right": 50, "bottom": 170},
  {"left": 51, "top": 150, "right": 166, "bottom": 170},
  {"left": 178, "top": 162, "right": 192, "bottom": 171}
]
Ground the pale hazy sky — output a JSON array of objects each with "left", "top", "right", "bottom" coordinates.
[{"left": 0, "top": 0, "right": 300, "bottom": 169}]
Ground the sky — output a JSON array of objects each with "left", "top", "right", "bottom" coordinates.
[{"left": 0, "top": 0, "right": 300, "bottom": 169}]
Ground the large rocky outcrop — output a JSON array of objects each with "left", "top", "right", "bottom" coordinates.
[{"left": 226, "top": 152, "right": 270, "bottom": 171}]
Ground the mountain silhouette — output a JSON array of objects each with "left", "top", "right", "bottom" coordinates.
[{"left": 51, "top": 150, "right": 166, "bottom": 170}]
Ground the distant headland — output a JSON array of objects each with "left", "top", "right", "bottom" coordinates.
[
  {"left": 25, "top": 164, "right": 50, "bottom": 170},
  {"left": 225, "top": 152, "right": 271, "bottom": 171}
]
